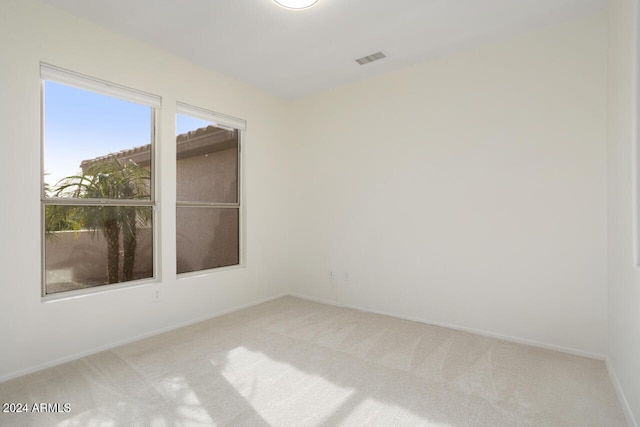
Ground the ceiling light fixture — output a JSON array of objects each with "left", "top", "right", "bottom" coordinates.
[{"left": 273, "top": 0, "right": 319, "bottom": 10}]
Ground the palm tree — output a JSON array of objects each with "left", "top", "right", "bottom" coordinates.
[{"left": 47, "top": 156, "right": 151, "bottom": 284}]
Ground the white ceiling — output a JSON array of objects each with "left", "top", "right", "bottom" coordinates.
[{"left": 40, "top": 0, "right": 606, "bottom": 99}]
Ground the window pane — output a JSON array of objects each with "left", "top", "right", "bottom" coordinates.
[
  {"left": 43, "top": 81, "right": 152, "bottom": 199},
  {"left": 176, "top": 207, "right": 239, "bottom": 274},
  {"left": 176, "top": 114, "right": 238, "bottom": 204},
  {"left": 44, "top": 205, "right": 154, "bottom": 294},
  {"left": 42, "top": 72, "right": 157, "bottom": 297}
]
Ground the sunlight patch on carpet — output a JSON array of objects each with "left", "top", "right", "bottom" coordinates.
[{"left": 220, "top": 346, "right": 355, "bottom": 425}]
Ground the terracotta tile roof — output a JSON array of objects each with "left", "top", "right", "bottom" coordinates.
[{"left": 80, "top": 125, "right": 237, "bottom": 170}]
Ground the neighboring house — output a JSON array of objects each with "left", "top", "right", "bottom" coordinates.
[{"left": 46, "top": 125, "right": 239, "bottom": 291}]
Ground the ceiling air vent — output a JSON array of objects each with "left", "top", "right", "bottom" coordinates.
[{"left": 355, "top": 51, "right": 387, "bottom": 65}]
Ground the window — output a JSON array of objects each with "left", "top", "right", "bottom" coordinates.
[
  {"left": 176, "top": 103, "right": 245, "bottom": 274},
  {"left": 41, "top": 64, "right": 160, "bottom": 296}
]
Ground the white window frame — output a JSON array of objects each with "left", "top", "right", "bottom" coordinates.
[
  {"left": 40, "top": 63, "right": 161, "bottom": 299},
  {"left": 176, "top": 102, "right": 246, "bottom": 276}
]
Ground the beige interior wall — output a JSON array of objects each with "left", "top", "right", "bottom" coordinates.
[
  {"left": 607, "top": 0, "right": 640, "bottom": 424},
  {"left": 0, "top": 0, "right": 292, "bottom": 380},
  {"left": 287, "top": 10, "right": 608, "bottom": 357}
]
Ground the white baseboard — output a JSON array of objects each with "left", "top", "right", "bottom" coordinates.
[
  {"left": 606, "top": 358, "right": 639, "bottom": 427},
  {"left": 289, "top": 293, "right": 607, "bottom": 360},
  {"left": 0, "top": 293, "right": 288, "bottom": 383}
]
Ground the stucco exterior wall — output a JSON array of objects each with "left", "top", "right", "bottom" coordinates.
[{"left": 45, "top": 228, "right": 153, "bottom": 292}]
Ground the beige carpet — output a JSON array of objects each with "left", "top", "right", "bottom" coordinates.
[{"left": 0, "top": 296, "right": 626, "bottom": 426}]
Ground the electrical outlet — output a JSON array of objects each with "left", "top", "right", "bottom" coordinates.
[
  {"left": 344, "top": 272, "right": 349, "bottom": 282},
  {"left": 328, "top": 270, "right": 334, "bottom": 282},
  {"left": 153, "top": 289, "right": 162, "bottom": 302}
]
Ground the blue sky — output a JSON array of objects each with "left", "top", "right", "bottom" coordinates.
[{"left": 43, "top": 81, "right": 212, "bottom": 187}]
